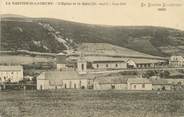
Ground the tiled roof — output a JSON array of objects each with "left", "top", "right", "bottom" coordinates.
[
  {"left": 128, "top": 58, "right": 167, "bottom": 64},
  {"left": 0, "top": 65, "right": 23, "bottom": 71},
  {"left": 56, "top": 54, "right": 67, "bottom": 64},
  {"left": 95, "top": 76, "right": 128, "bottom": 84},
  {"left": 39, "top": 71, "right": 97, "bottom": 81},
  {"left": 95, "top": 75, "right": 138, "bottom": 84},
  {"left": 127, "top": 78, "right": 151, "bottom": 84},
  {"left": 150, "top": 79, "right": 169, "bottom": 85},
  {"left": 84, "top": 56, "right": 128, "bottom": 62}
]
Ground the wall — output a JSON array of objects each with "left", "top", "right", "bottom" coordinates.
[
  {"left": 113, "top": 84, "right": 127, "bottom": 90},
  {"left": 92, "top": 62, "right": 127, "bottom": 69},
  {"left": 0, "top": 68, "right": 23, "bottom": 83},
  {"left": 56, "top": 64, "right": 66, "bottom": 71},
  {"left": 62, "top": 80, "right": 80, "bottom": 89},
  {"left": 37, "top": 79, "right": 49, "bottom": 90},
  {"left": 128, "top": 83, "right": 152, "bottom": 90},
  {"left": 94, "top": 83, "right": 127, "bottom": 90},
  {"left": 94, "top": 83, "right": 112, "bottom": 90},
  {"left": 152, "top": 85, "right": 172, "bottom": 90}
]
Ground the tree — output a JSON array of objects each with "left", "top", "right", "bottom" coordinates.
[{"left": 159, "top": 71, "right": 170, "bottom": 78}]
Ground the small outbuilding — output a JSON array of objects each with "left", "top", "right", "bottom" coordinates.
[
  {"left": 151, "top": 79, "right": 172, "bottom": 91},
  {"left": 127, "top": 78, "right": 152, "bottom": 90},
  {"left": 94, "top": 76, "right": 128, "bottom": 90}
]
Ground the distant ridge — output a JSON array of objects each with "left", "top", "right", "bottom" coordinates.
[
  {"left": 1, "top": 14, "right": 28, "bottom": 18},
  {"left": 1, "top": 14, "right": 184, "bottom": 56}
]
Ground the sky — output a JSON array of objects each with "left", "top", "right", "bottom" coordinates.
[{"left": 1, "top": 0, "right": 184, "bottom": 30}]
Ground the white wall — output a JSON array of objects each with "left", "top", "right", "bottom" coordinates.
[
  {"left": 152, "top": 85, "right": 171, "bottom": 90},
  {"left": 94, "top": 82, "right": 127, "bottom": 90},
  {"left": 92, "top": 62, "right": 127, "bottom": 69},
  {"left": 94, "top": 83, "right": 112, "bottom": 90},
  {"left": 0, "top": 69, "right": 23, "bottom": 82},
  {"left": 114, "top": 84, "right": 127, "bottom": 90},
  {"left": 128, "top": 83, "right": 152, "bottom": 90},
  {"left": 56, "top": 64, "right": 66, "bottom": 71}
]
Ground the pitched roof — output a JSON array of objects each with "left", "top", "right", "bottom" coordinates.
[
  {"left": 127, "top": 78, "right": 151, "bottom": 84},
  {"left": 94, "top": 74, "right": 138, "bottom": 84},
  {"left": 95, "top": 76, "right": 128, "bottom": 84},
  {"left": 150, "top": 79, "right": 169, "bottom": 85},
  {"left": 128, "top": 58, "right": 167, "bottom": 64},
  {"left": 84, "top": 56, "right": 128, "bottom": 62},
  {"left": 56, "top": 54, "right": 67, "bottom": 64},
  {"left": 0, "top": 65, "right": 23, "bottom": 71},
  {"left": 38, "top": 71, "right": 97, "bottom": 81}
]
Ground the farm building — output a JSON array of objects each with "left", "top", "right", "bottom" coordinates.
[
  {"left": 94, "top": 75, "right": 137, "bottom": 90},
  {"left": 151, "top": 79, "right": 172, "bottom": 90},
  {"left": 169, "top": 56, "right": 184, "bottom": 67},
  {"left": 127, "top": 59, "right": 168, "bottom": 69},
  {"left": 127, "top": 78, "right": 152, "bottom": 90},
  {"left": 0, "top": 65, "right": 23, "bottom": 83},
  {"left": 37, "top": 71, "right": 94, "bottom": 90},
  {"left": 85, "top": 56, "right": 127, "bottom": 70},
  {"left": 56, "top": 53, "right": 68, "bottom": 71}
]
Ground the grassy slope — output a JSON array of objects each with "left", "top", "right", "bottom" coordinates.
[{"left": 1, "top": 17, "right": 184, "bottom": 56}]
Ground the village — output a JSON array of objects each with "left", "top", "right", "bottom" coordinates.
[{"left": 0, "top": 43, "right": 184, "bottom": 91}]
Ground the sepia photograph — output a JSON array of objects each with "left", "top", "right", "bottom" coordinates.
[{"left": 0, "top": 0, "right": 184, "bottom": 116}]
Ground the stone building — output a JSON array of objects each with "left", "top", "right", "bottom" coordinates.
[
  {"left": 127, "top": 78, "right": 152, "bottom": 90},
  {"left": 169, "top": 56, "right": 184, "bottom": 67},
  {"left": 0, "top": 65, "right": 23, "bottom": 83},
  {"left": 94, "top": 76, "right": 127, "bottom": 90}
]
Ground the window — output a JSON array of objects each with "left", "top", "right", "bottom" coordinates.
[
  {"left": 111, "top": 85, "right": 115, "bottom": 89},
  {"left": 142, "top": 84, "right": 145, "bottom": 88},
  {"left": 96, "top": 64, "right": 99, "bottom": 68},
  {"left": 69, "top": 81, "right": 72, "bottom": 88},
  {"left": 106, "top": 64, "right": 108, "bottom": 68},
  {"left": 134, "top": 85, "right": 136, "bottom": 89},
  {"left": 64, "top": 84, "right": 67, "bottom": 88},
  {"left": 116, "top": 64, "right": 118, "bottom": 67},
  {"left": 81, "top": 64, "right": 84, "bottom": 70},
  {"left": 74, "top": 84, "right": 76, "bottom": 88}
]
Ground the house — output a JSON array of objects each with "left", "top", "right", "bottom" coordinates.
[
  {"left": 94, "top": 76, "right": 127, "bottom": 90},
  {"left": 169, "top": 56, "right": 184, "bottom": 67},
  {"left": 151, "top": 79, "right": 172, "bottom": 90},
  {"left": 127, "top": 78, "right": 152, "bottom": 90},
  {"left": 0, "top": 65, "right": 23, "bottom": 83},
  {"left": 56, "top": 53, "right": 68, "bottom": 71},
  {"left": 37, "top": 71, "right": 94, "bottom": 90}
]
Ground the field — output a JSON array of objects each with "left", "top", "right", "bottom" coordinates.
[{"left": 0, "top": 90, "right": 184, "bottom": 117}]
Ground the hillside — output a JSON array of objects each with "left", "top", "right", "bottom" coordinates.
[{"left": 1, "top": 15, "right": 184, "bottom": 56}]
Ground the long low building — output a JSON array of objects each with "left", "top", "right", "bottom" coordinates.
[
  {"left": 85, "top": 56, "right": 127, "bottom": 70},
  {"left": 94, "top": 76, "right": 129, "bottom": 90}
]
